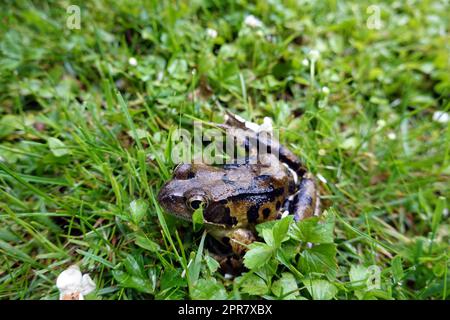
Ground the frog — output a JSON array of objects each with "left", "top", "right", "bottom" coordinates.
[{"left": 157, "top": 112, "right": 320, "bottom": 273}]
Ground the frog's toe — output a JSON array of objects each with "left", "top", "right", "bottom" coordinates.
[
  {"left": 229, "top": 228, "right": 256, "bottom": 256},
  {"left": 291, "top": 173, "right": 321, "bottom": 221}
]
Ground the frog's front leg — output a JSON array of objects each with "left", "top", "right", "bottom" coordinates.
[{"left": 290, "top": 172, "right": 321, "bottom": 221}]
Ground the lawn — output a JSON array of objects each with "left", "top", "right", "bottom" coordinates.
[{"left": 0, "top": 0, "right": 448, "bottom": 300}]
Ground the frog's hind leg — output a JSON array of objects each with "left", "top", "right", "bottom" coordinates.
[{"left": 291, "top": 173, "right": 320, "bottom": 221}]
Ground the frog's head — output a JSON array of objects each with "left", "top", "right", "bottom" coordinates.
[
  {"left": 158, "top": 159, "right": 291, "bottom": 226},
  {"left": 157, "top": 163, "right": 221, "bottom": 222}
]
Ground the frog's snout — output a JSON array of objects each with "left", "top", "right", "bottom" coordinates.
[
  {"left": 157, "top": 181, "right": 189, "bottom": 218},
  {"left": 157, "top": 183, "right": 174, "bottom": 210}
]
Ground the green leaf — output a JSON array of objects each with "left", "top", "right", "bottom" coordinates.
[
  {"left": 271, "top": 272, "right": 299, "bottom": 299},
  {"left": 305, "top": 279, "right": 337, "bottom": 300},
  {"left": 299, "top": 244, "right": 337, "bottom": 279},
  {"left": 135, "top": 234, "right": 160, "bottom": 252},
  {"left": 391, "top": 256, "right": 404, "bottom": 283},
  {"left": 190, "top": 278, "right": 227, "bottom": 300},
  {"left": 0, "top": 115, "right": 21, "bottom": 138},
  {"left": 262, "top": 228, "right": 274, "bottom": 247},
  {"left": 129, "top": 199, "right": 148, "bottom": 224},
  {"left": 127, "top": 129, "right": 149, "bottom": 141},
  {"left": 123, "top": 254, "right": 145, "bottom": 278},
  {"left": 431, "top": 196, "right": 446, "bottom": 235},
  {"left": 48, "top": 137, "right": 70, "bottom": 157},
  {"left": 205, "top": 255, "right": 220, "bottom": 273},
  {"left": 349, "top": 265, "right": 369, "bottom": 289},
  {"left": 167, "top": 58, "right": 188, "bottom": 79},
  {"left": 243, "top": 242, "right": 273, "bottom": 270},
  {"left": 239, "top": 274, "right": 269, "bottom": 296},
  {"left": 112, "top": 270, "right": 154, "bottom": 294},
  {"left": 272, "top": 215, "right": 292, "bottom": 247},
  {"left": 192, "top": 207, "right": 204, "bottom": 232},
  {"left": 160, "top": 269, "right": 187, "bottom": 290},
  {"left": 255, "top": 220, "right": 277, "bottom": 236},
  {"left": 188, "top": 231, "right": 206, "bottom": 286},
  {"left": 290, "top": 214, "right": 334, "bottom": 244}
]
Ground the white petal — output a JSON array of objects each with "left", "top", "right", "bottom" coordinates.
[
  {"left": 56, "top": 265, "right": 82, "bottom": 292},
  {"left": 244, "top": 15, "right": 263, "bottom": 28},
  {"left": 432, "top": 111, "right": 449, "bottom": 123},
  {"left": 206, "top": 28, "right": 217, "bottom": 38},
  {"left": 80, "top": 274, "right": 96, "bottom": 295},
  {"left": 128, "top": 57, "right": 138, "bottom": 66}
]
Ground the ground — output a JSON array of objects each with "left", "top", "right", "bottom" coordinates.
[{"left": 0, "top": 0, "right": 448, "bottom": 300}]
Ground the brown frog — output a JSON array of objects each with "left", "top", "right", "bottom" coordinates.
[{"left": 157, "top": 113, "right": 320, "bottom": 272}]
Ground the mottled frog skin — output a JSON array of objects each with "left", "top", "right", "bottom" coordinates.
[{"left": 158, "top": 113, "right": 320, "bottom": 272}]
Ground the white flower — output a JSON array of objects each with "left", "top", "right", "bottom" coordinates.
[
  {"left": 56, "top": 265, "right": 95, "bottom": 300},
  {"left": 322, "top": 86, "right": 330, "bottom": 95},
  {"left": 376, "top": 119, "right": 386, "bottom": 128},
  {"left": 308, "top": 49, "right": 320, "bottom": 61},
  {"left": 432, "top": 111, "right": 449, "bottom": 123},
  {"left": 128, "top": 57, "right": 138, "bottom": 66},
  {"left": 244, "top": 15, "right": 263, "bottom": 28},
  {"left": 206, "top": 28, "right": 218, "bottom": 38},
  {"left": 318, "top": 149, "right": 326, "bottom": 156},
  {"left": 302, "top": 58, "right": 309, "bottom": 66},
  {"left": 387, "top": 132, "right": 397, "bottom": 140}
]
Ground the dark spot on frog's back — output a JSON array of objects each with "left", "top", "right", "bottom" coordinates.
[
  {"left": 204, "top": 204, "right": 237, "bottom": 226},
  {"left": 276, "top": 200, "right": 281, "bottom": 210},
  {"left": 247, "top": 205, "right": 259, "bottom": 223},
  {"left": 262, "top": 208, "right": 271, "bottom": 218}
]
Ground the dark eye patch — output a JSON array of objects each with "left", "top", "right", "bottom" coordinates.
[{"left": 247, "top": 205, "right": 259, "bottom": 223}]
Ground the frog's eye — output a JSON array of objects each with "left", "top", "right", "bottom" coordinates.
[{"left": 186, "top": 195, "right": 209, "bottom": 211}]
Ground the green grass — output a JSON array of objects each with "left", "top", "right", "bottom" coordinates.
[{"left": 0, "top": 0, "right": 449, "bottom": 300}]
